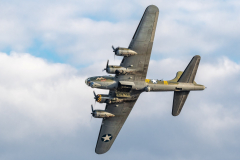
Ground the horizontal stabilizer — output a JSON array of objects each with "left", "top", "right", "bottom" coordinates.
[
  {"left": 178, "top": 55, "right": 201, "bottom": 83},
  {"left": 172, "top": 91, "right": 190, "bottom": 116}
]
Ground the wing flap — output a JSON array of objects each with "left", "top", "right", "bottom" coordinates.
[{"left": 172, "top": 91, "right": 190, "bottom": 116}]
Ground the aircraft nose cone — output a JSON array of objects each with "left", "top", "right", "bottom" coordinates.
[{"left": 85, "top": 78, "right": 91, "bottom": 86}]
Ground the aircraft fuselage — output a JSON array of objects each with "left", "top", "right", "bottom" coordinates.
[{"left": 85, "top": 75, "right": 205, "bottom": 92}]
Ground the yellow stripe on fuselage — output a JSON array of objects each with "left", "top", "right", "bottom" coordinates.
[
  {"left": 145, "top": 79, "right": 150, "bottom": 83},
  {"left": 164, "top": 81, "right": 168, "bottom": 85}
]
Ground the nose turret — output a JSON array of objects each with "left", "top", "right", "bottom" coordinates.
[{"left": 85, "top": 78, "right": 90, "bottom": 86}]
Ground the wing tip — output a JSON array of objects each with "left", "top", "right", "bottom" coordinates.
[
  {"left": 194, "top": 55, "right": 201, "bottom": 59},
  {"left": 146, "top": 5, "right": 159, "bottom": 12},
  {"left": 95, "top": 148, "right": 110, "bottom": 154},
  {"left": 172, "top": 112, "right": 180, "bottom": 116}
]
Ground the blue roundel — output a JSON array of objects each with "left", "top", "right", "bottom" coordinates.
[{"left": 101, "top": 134, "right": 113, "bottom": 142}]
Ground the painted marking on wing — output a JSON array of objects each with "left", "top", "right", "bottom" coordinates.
[
  {"left": 164, "top": 81, "right": 168, "bottom": 85},
  {"left": 101, "top": 134, "right": 112, "bottom": 142}
]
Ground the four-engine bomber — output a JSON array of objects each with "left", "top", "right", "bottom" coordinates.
[{"left": 86, "top": 5, "right": 206, "bottom": 154}]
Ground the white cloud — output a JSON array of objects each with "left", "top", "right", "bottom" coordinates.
[
  {"left": 0, "top": 52, "right": 240, "bottom": 159},
  {"left": 0, "top": 52, "right": 94, "bottom": 142},
  {"left": 1, "top": 0, "right": 240, "bottom": 65}
]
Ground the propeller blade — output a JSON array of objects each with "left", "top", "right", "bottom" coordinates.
[
  {"left": 112, "top": 45, "right": 115, "bottom": 52},
  {"left": 93, "top": 91, "right": 96, "bottom": 98},
  {"left": 91, "top": 104, "right": 94, "bottom": 112},
  {"left": 106, "top": 60, "right": 109, "bottom": 68},
  {"left": 103, "top": 60, "right": 109, "bottom": 71}
]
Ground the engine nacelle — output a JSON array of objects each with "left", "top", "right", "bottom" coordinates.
[
  {"left": 96, "top": 94, "right": 110, "bottom": 103},
  {"left": 114, "top": 47, "right": 137, "bottom": 57},
  {"left": 107, "top": 65, "right": 136, "bottom": 75},
  {"left": 92, "top": 110, "right": 115, "bottom": 118},
  {"left": 95, "top": 94, "right": 124, "bottom": 104}
]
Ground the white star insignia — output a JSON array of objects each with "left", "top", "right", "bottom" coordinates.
[
  {"left": 151, "top": 79, "right": 157, "bottom": 84},
  {"left": 102, "top": 134, "right": 112, "bottom": 142}
]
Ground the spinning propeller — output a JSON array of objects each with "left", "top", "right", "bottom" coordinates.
[
  {"left": 90, "top": 104, "right": 94, "bottom": 121},
  {"left": 93, "top": 91, "right": 101, "bottom": 103},
  {"left": 112, "top": 45, "right": 119, "bottom": 60},
  {"left": 102, "top": 60, "right": 109, "bottom": 72}
]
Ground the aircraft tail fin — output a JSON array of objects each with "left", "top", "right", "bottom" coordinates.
[
  {"left": 178, "top": 55, "right": 201, "bottom": 83},
  {"left": 172, "top": 55, "right": 201, "bottom": 116}
]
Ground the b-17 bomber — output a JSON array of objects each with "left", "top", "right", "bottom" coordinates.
[{"left": 85, "top": 5, "right": 205, "bottom": 154}]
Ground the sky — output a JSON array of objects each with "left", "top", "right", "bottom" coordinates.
[{"left": 0, "top": 0, "right": 240, "bottom": 159}]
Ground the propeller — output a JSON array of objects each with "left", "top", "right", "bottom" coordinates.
[
  {"left": 90, "top": 104, "right": 94, "bottom": 121},
  {"left": 112, "top": 45, "right": 118, "bottom": 60},
  {"left": 91, "top": 104, "right": 94, "bottom": 114},
  {"left": 102, "top": 60, "right": 109, "bottom": 72},
  {"left": 93, "top": 91, "right": 97, "bottom": 102},
  {"left": 112, "top": 45, "right": 117, "bottom": 52},
  {"left": 93, "top": 91, "right": 100, "bottom": 103}
]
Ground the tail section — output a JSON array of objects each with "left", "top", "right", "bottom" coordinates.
[
  {"left": 169, "top": 71, "right": 183, "bottom": 82},
  {"left": 172, "top": 55, "right": 201, "bottom": 116},
  {"left": 178, "top": 55, "right": 201, "bottom": 83},
  {"left": 172, "top": 91, "right": 190, "bottom": 116}
]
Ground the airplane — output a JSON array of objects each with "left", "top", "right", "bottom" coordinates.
[{"left": 85, "top": 5, "right": 205, "bottom": 154}]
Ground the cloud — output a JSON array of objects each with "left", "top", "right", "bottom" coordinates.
[
  {"left": 0, "top": 52, "right": 240, "bottom": 159},
  {"left": 1, "top": 0, "right": 240, "bottom": 65},
  {"left": 0, "top": 52, "right": 93, "bottom": 141}
]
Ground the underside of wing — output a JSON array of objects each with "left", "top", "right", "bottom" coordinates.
[
  {"left": 117, "top": 5, "right": 159, "bottom": 81},
  {"left": 95, "top": 100, "right": 139, "bottom": 154}
]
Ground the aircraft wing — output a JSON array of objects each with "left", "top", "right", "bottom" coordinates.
[
  {"left": 118, "top": 5, "right": 159, "bottom": 81},
  {"left": 95, "top": 94, "right": 140, "bottom": 154}
]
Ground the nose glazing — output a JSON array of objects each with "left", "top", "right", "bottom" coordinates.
[{"left": 85, "top": 78, "right": 91, "bottom": 86}]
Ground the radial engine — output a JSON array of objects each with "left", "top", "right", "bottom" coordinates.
[
  {"left": 91, "top": 105, "right": 115, "bottom": 118},
  {"left": 103, "top": 60, "right": 136, "bottom": 75},
  {"left": 112, "top": 46, "right": 137, "bottom": 57}
]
